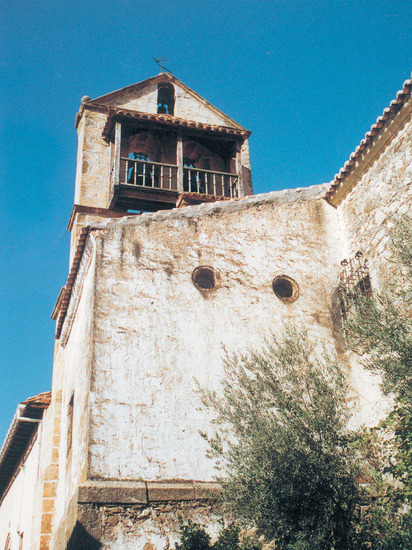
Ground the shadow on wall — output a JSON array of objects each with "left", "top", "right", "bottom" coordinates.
[{"left": 66, "top": 522, "right": 102, "bottom": 550}]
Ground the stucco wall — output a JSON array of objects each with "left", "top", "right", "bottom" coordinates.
[
  {"left": 51, "top": 245, "right": 97, "bottom": 547},
  {"left": 85, "top": 187, "right": 346, "bottom": 482},
  {"left": 0, "top": 430, "right": 42, "bottom": 550}
]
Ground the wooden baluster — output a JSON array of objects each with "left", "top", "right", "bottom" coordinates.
[
  {"left": 133, "top": 160, "right": 137, "bottom": 186},
  {"left": 213, "top": 173, "right": 216, "bottom": 195},
  {"left": 197, "top": 171, "right": 200, "bottom": 194},
  {"left": 205, "top": 172, "right": 208, "bottom": 194}
]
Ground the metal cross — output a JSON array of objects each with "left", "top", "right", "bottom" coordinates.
[{"left": 153, "top": 57, "right": 170, "bottom": 73}]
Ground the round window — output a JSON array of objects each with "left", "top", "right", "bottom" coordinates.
[
  {"left": 272, "top": 275, "right": 299, "bottom": 302},
  {"left": 192, "top": 266, "right": 221, "bottom": 291}
]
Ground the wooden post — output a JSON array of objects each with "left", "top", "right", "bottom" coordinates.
[
  {"left": 177, "top": 129, "right": 183, "bottom": 194},
  {"left": 113, "top": 122, "right": 122, "bottom": 187},
  {"left": 235, "top": 141, "right": 243, "bottom": 197}
]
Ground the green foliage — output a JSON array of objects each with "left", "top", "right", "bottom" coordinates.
[
  {"left": 345, "top": 215, "right": 412, "bottom": 546},
  {"left": 174, "top": 520, "right": 211, "bottom": 550},
  {"left": 174, "top": 521, "right": 262, "bottom": 550},
  {"left": 201, "top": 329, "right": 361, "bottom": 550},
  {"left": 345, "top": 215, "right": 412, "bottom": 401}
]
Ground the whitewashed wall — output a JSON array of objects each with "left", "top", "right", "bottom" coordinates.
[
  {"left": 0, "top": 430, "right": 42, "bottom": 550},
  {"left": 85, "top": 186, "right": 347, "bottom": 482}
]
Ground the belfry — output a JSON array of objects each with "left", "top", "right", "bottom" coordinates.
[{"left": 69, "top": 72, "right": 252, "bottom": 251}]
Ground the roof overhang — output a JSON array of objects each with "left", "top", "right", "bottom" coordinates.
[
  {"left": 0, "top": 392, "right": 51, "bottom": 501},
  {"left": 101, "top": 106, "right": 251, "bottom": 142},
  {"left": 55, "top": 226, "right": 91, "bottom": 339}
]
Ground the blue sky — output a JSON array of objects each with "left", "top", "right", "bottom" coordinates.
[{"left": 0, "top": 0, "right": 411, "bottom": 441}]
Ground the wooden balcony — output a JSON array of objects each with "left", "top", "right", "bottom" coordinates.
[
  {"left": 110, "top": 157, "right": 238, "bottom": 212},
  {"left": 183, "top": 167, "right": 238, "bottom": 198}
]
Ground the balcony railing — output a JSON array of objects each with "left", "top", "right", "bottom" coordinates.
[
  {"left": 183, "top": 167, "right": 238, "bottom": 198},
  {"left": 117, "top": 158, "right": 238, "bottom": 198},
  {"left": 120, "top": 157, "right": 178, "bottom": 191}
]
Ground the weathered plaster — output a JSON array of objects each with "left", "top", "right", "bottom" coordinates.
[{"left": 83, "top": 187, "right": 348, "bottom": 483}]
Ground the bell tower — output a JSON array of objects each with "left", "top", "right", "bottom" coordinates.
[{"left": 68, "top": 73, "right": 253, "bottom": 256}]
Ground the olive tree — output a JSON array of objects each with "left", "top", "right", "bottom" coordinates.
[{"left": 201, "top": 330, "right": 361, "bottom": 550}]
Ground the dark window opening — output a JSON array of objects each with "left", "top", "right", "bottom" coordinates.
[
  {"left": 272, "top": 275, "right": 299, "bottom": 302},
  {"left": 157, "top": 83, "right": 175, "bottom": 115},
  {"left": 183, "top": 157, "right": 196, "bottom": 168},
  {"left": 127, "top": 152, "right": 153, "bottom": 186},
  {"left": 192, "top": 266, "right": 220, "bottom": 291}
]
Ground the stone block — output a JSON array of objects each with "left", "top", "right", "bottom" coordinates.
[
  {"left": 39, "top": 535, "right": 51, "bottom": 550},
  {"left": 43, "top": 481, "right": 57, "bottom": 498},
  {"left": 41, "top": 513, "right": 54, "bottom": 534},
  {"left": 147, "top": 482, "right": 195, "bottom": 502},
  {"left": 194, "top": 481, "right": 221, "bottom": 499},
  {"left": 42, "top": 498, "right": 56, "bottom": 514},
  {"left": 44, "top": 463, "right": 59, "bottom": 480},
  {"left": 51, "top": 447, "right": 59, "bottom": 463},
  {"left": 78, "top": 480, "right": 148, "bottom": 504}
]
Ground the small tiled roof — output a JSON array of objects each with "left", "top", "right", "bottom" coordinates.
[
  {"left": 325, "top": 76, "right": 412, "bottom": 204},
  {"left": 0, "top": 391, "right": 51, "bottom": 500},
  {"left": 55, "top": 226, "right": 91, "bottom": 339},
  {"left": 102, "top": 106, "right": 251, "bottom": 141},
  {"left": 176, "top": 192, "right": 231, "bottom": 208},
  {"left": 21, "top": 390, "right": 51, "bottom": 407}
]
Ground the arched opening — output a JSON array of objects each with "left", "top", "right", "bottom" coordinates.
[
  {"left": 157, "top": 83, "right": 175, "bottom": 115},
  {"left": 183, "top": 140, "right": 226, "bottom": 193},
  {"left": 126, "top": 132, "right": 161, "bottom": 187}
]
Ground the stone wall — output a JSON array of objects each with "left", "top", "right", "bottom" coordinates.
[
  {"left": 337, "top": 104, "right": 412, "bottom": 290},
  {"left": 72, "top": 499, "right": 223, "bottom": 550}
]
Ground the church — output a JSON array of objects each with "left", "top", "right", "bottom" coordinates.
[{"left": 0, "top": 71, "right": 411, "bottom": 549}]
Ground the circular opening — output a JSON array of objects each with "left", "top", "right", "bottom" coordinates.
[
  {"left": 192, "top": 266, "right": 220, "bottom": 291},
  {"left": 272, "top": 275, "right": 299, "bottom": 302}
]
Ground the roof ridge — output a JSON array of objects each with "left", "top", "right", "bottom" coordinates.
[{"left": 324, "top": 76, "right": 412, "bottom": 204}]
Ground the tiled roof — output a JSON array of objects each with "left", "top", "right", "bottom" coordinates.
[
  {"left": 102, "top": 106, "right": 251, "bottom": 140},
  {"left": 325, "top": 77, "right": 412, "bottom": 203},
  {"left": 55, "top": 226, "right": 91, "bottom": 339},
  {"left": 176, "top": 192, "right": 231, "bottom": 208},
  {"left": 0, "top": 392, "right": 51, "bottom": 500},
  {"left": 21, "top": 390, "right": 51, "bottom": 407}
]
